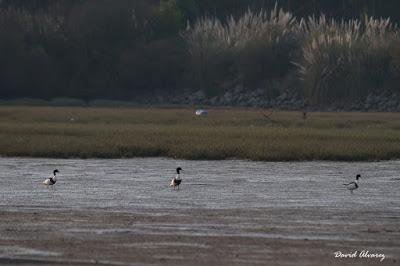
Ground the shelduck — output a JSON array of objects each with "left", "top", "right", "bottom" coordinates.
[
  {"left": 343, "top": 174, "right": 360, "bottom": 193},
  {"left": 170, "top": 167, "right": 182, "bottom": 190},
  {"left": 43, "top": 169, "right": 59, "bottom": 186}
]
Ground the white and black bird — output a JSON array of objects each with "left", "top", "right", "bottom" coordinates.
[
  {"left": 43, "top": 169, "right": 59, "bottom": 186},
  {"left": 343, "top": 174, "right": 360, "bottom": 193},
  {"left": 170, "top": 167, "right": 182, "bottom": 190}
]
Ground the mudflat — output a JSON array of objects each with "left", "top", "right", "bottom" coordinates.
[
  {"left": 0, "top": 157, "right": 399, "bottom": 265},
  {"left": 0, "top": 207, "right": 399, "bottom": 266}
]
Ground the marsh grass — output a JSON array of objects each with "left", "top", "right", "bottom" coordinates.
[{"left": 1, "top": 106, "right": 400, "bottom": 161}]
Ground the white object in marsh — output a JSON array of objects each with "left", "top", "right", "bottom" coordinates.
[{"left": 195, "top": 109, "right": 208, "bottom": 116}]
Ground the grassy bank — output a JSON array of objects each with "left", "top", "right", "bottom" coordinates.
[{"left": 1, "top": 106, "right": 400, "bottom": 161}]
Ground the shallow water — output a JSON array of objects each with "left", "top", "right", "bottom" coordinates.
[{"left": 0, "top": 157, "right": 399, "bottom": 211}]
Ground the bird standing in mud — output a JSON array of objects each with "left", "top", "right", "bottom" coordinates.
[
  {"left": 170, "top": 167, "right": 182, "bottom": 190},
  {"left": 343, "top": 174, "right": 360, "bottom": 193},
  {"left": 43, "top": 169, "right": 59, "bottom": 187}
]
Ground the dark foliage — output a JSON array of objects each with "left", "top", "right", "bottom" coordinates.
[{"left": 0, "top": 0, "right": 399, "bottom": 105}]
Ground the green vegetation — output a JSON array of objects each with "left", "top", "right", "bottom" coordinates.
[
  {"left": 1, "top": 1, "right": 400, "bottom": 106},
  {"left": 1, "top": 106, "right": 400, "bottom": 161}
]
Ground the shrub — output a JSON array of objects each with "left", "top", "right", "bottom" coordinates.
[
  {"left": 50, "top": 97, "right": 86, "bottom": 106},
  {"left": 89, "top": 99, "right": 136, "bottom": 107},
  {"left": 0, "top": 98, "right": 49, "bottom": 106},
  {"left": 181, "top": 16, "right": 233, "bottom": 95},
  {"left": 151, "top": 0, "right": 185, "bottom": 38},
  {"left": 390, "top": 39, "right": 400, "bottom": 86}
]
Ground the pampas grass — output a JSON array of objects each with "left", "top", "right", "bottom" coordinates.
[
  {"left": 295, "top": 16, "right": 398, "bottom": 104},
  {"left": 183, "top": 6, "right": 400, "bottom": 104},
  {"left": 182, "top": 5, "right": 302, "bottom": 91}
]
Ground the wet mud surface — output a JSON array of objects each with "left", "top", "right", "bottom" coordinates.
[{"left": 0, "top": 158, "right": 399, "bottom": 265}]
